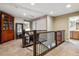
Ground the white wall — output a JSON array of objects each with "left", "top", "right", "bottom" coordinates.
[
  {"left": 32, "top": 17, "right": 47, "bottom": 30},
  {"left": 15, "top": 18, "right": 30, "bottom": 30},
  {"left": 32, "top": 21, "right": 36, "bottom": 30},
  {"left": 47, "top": 16, "right": 54, "bottom": 31},
  {"left": 14, "top": 18, "right": 31, "bottom": 38},
  {"left": 14, "top": 18, "right": 25, "bottom": 31},
  {"left": 15, "top": 18, "right": 25, "bottom": 23},
  {"left": 32, "top": 16, "right": 54, "bottom": 31}
]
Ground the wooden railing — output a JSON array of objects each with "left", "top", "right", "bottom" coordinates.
[{"left": 22, "top": 30, "right": 65, "bottom": 56}]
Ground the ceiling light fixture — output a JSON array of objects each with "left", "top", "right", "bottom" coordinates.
[
  {"left": 24, "top": 13, "right": 26, "bottom": 16},
  {"left": 31, "top": 3, "right": 35, "bottom": 6},
  {"left": 50, "top": 11, "right": 53, "bottom": 14},
  {"left": 66, "top": 4, "right": 71, "bottom": 8}
]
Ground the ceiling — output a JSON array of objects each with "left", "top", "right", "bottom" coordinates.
[{"left": 0, "top": 3, "right": 79, "bottom": 20}]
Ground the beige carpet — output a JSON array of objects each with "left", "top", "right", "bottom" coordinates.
[
  {"left": 0, "top": 39, "right": 33, "bottom": 56},
  {"left": 45, "top": 40, "right": 79, "bottom": 56},
  {"left": 0, "top": 39, "right": 79, "bottom": 56}
]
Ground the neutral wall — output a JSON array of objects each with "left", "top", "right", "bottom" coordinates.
[
  {"left": 15, "top": 18, "right": 31, "bottom": 30},
  {"left": 32, "top": 16, "right": 54, "bottom": 31},
  {"left": 14, "top": 17, "right": 25, "bottom": 31},
  {"left": 76, "top": 23, "right": 79, "bottom": 30},
  {"left": 47, "top": 16, "right": 54, "bottom": 31},
  {"left": 32, "top": 16, "right": 47, "bottom": 30},
  {"left": 53, "top": 11, "right": 79, "bottom": 40}
]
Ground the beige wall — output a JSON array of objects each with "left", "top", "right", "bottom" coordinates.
[
  {"left": 76, "top": 23, "right": 79, "bottom": 30},
  {"left": 53, "top": 11, "right": 79, "bottom": 40}
]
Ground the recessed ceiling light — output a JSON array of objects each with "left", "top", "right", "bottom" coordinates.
[
  {"left": 50, "top": 11, "right": 53, "bottom": 14},
  {"left": 24, "top": 13, "right": 26, "bottom": 16},
  {"left": 66, "top": 4, "right": 71, "bottom": 8},
  {"left": 30, "top": 3, "right": 35, "bottom": 6}
]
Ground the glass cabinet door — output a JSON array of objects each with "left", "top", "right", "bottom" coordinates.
[
  {"left": 3, "top": 15, "right": 8, "bottom": 31},
  {"left": 9, "top": 17, "right": 14, "bottom": 30}
]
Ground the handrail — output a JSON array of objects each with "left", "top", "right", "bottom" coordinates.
[
  {"left": 24, "top": 30, "right": 65, "bottom": 34},
  {"left": 38, "top": 30, "right": 65, "bottom": 34}
]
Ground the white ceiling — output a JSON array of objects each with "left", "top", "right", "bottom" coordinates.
[{"left": 0, "top": 3, "right": 79, "bottom": 20}]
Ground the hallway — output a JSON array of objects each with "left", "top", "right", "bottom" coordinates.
[{"left": 45, "top": 40, "right": 79, "bottom": 56}]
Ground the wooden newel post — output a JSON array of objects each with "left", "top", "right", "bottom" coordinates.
[
  {"left": 22, "top": 29, "right": 26, "bottom": 48},
  {"left": 33, "top": 30, "right": 37, "bottom": 56}
]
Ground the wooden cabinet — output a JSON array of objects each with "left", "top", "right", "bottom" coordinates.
[
  {"left": 0, "top": 11, "right": 14, "bottom": 43},
  {"left": 70, "top": 31, "right": 79, "bottom": 40}
]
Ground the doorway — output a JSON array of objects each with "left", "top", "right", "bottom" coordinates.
[{"left": 16, "top": 23, "right": 23, "bottom": 39}]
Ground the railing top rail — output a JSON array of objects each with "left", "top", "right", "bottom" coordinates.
[
  {"left": 25, "top": 30, "right": 47, "bottom": 32},
  {"left": 24, "top": 30, "right": 65, "bottom": 34},
  {"left": 37, "top": 30, "right": 65, "bottom": 34}
]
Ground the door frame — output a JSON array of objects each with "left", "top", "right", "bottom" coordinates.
[{"left": 16, "top": 23, "right": 23, "bottom": 39}]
